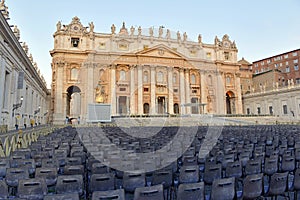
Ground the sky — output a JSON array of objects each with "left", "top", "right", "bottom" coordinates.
[{"left": 5, "top": 0, "right": 300, "bottom": 88}]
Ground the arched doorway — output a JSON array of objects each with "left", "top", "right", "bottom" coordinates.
[
  {"left": 143, "top": 103, "right": 149, "bottom": 114},
  {"left": 67, "top": 86, "right": 81, "bottom": 118},
  {"left": 226, "top": 91, "right": 235, "bottom": 114}
]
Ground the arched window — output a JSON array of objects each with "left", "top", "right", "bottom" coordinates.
[
  {"left": 143, "top": 71, "right": 148, "bottom": 83},
  {"left": 207, "top": 75, "right": 212, "bottom": 86},
  {"left": 71, "top": 68, "right": 78, "bottom": 80},
  {"left": 157, "top": 71, "right": 163, "bottom": 83},
  {"left": 191, "top": 74, "right": 196, "bottom": 84},
  {"left": 119, "top": 70, "right": 126, "bottom": 81},
  {"left": 226, "top": 75, "right": 231, "bottom": 85}
]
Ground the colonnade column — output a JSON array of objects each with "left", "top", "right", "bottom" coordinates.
[
  {"left": 110, "top": 65, "right": 116, "bottom": 115},
  {"left": 235, "top": 73, "right": 243, "bottom": 114},
  {"left": 150, "top": 66, "right": 156, "bottom": 115},
  {"left": 0, "top": 52, "right": 5, "bottom": 122},
  {"left": 216, "top": 70, "right": 225, "bottom": 114},
  {"left": 179, "top": 68, "right": 186, "bottom": 114},
  {"left": 200, "top": 71, "right": 207, "bottom": 114},
  {"left": 53, "top": 61, "right": 64, "bottom": 124},
  {"left": 168, "top": 67, "right": 174, "bottom": 114},
  {"left": 185, "top": 69, "right": 191, "bottom": 114},
  {"left": 137, "top": 65, "right": 143, "bottom": 115},
  {"left": 130, "top": 65, "right": 136, "bottom": 115}
]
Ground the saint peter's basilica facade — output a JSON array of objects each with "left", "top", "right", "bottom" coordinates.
[{"left": 50, "top": 17, "right": 244, "bottom": 124}]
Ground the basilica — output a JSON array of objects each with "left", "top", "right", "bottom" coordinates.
[{"left": 50, "top": 17, "right": 245, "bottom": 124}]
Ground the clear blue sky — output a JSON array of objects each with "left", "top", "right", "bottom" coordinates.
[{"left": 5, "top": 0, "right": 300, "bottom": 88}]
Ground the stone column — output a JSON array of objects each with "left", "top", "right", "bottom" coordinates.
[
  {"left": 53, "top": 61, "right": 64, "bottom": 124},
  {"left": 130, "top": 65, "right": 136, "bottom": 115},
  {"left": 216, "top": 70, "right": 225, "bottom": 114},
  {"left": 235, "top": 73, "right": 243, "bottom": 114},
  {"left": 86, "top": 63, "right": 94, "bottom": 105},
  {"left": 0, "top": 52, "right": 5, "bottom": 122},
  {"left": 150, "top": 66, "right": 156, "bottom": 115},
  {"left": 168, "top": 67, "right": 174, "bottom": 114},
  {"left": 179, "top": 68, "right": 186, "bottom": 114},
  {"left": 185, "top": 69, "right": 191, "bottom": 114},
  {"left": 110, "top": 65, "right": 116, "bottom": 115},
  {"left": 200, "top": 70, "right": 207, "bottom": 114},
  {"left": 137, "top": 65, "right": 143, "bottom": 115}
]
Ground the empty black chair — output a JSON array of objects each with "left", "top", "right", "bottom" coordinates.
[
  {"left": 92, "top": 189, "right": 125, "bottom": 200},
  {"left": 133, "top": 184, "right": 164, "bottom": 200},
  {"left": 267, "top": 172, "right": 288, "bottom": 197},
  {"left": 44, "top": 193, "right": 80, "bottom": 200},
  {"left": 0, "top": 180, "right": 8, "bottom": 199},
  {"left": 264, "top": 155, "right": 278, "bottom": 176},
  {"left": 35, "top": 167, "right": 58, "bottom": 186},
  {"left": 89, "top": 173, "right": 115, "bottom": 192},
  {"left": 177, "top": 182, "right": 204, "bottom": 200},
  {"left": 281, "top": 155, "right": 295, "bottom": 172},
  {"left": 56, "top": 175, "right": 84, "bottom": 197},
  {"left": 6, "top": 167, "right": 29, "bottom": 187},
  {"left": 245, "top": 159, "right": 262, "bottom": 176},
  {"left": 63, "top": 165, "right": 85, "bottom": 176},
  {"left": 179, "top": 165, "right": 199, "bottom": 184},
  {"left": 152, "top": 169, "right": 173, "bottom": 189},
  {"left": 294, "top": 168, "right": 300, "bottom": 199},
  {"left": 17, "top": 178, "right": 47, "bottom": 200},
  {"left": 123, "top": 171, "right": 145, "bottom": 193},
  {"left": 211, "top": 177, "right": 235, "bottom": 200},
  {"left": 225, "top": 161, "right": 242, "bottom": 178},
  {"left": 204, "top": 163, "right": 222, "bottom": 184},
  {"left": 91, "top": 162, "right": 110, "bottom": 174},
  {"left": 0, "top": 158, "right": 9, "bottom": 178},
  {"left": 243, "top": 173, "right": 263, "bottom": 199}
]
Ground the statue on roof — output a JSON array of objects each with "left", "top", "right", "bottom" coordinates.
[
  {"left": 149, "top": 26, "right": 154, "bottom": 37},
  {"left": 138, "top": 26, "right": 142, "bottom": 36},
  {"left": 89, "top": 22, "right": 94, "bottom": 33},
  {"left": 183, "top": 32, "right": 187, "bottom": 42},
  {"left": 111, "top": 24, "right": 116, "bottom": 34},
  {"left": 198, "top": 34, "right": 202, "bottom": 44},
  {"left": 130, "top": 26, "right": 135, "bottom": 36},
  {"left": 177, "top": 31, "right": 181, "bottom": 41},
  {"left": 166, "top": 29, "right": 170, "bottom": 39},
  {"left": 158, "top": 26, "right": 163, "bottom": 38},
  {"left": 56, "top": 21, "right": 61, "bottom": 31}
]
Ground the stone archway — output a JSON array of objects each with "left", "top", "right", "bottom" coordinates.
[
  {"left": 66, "top": 86, "right": 81, "bottom": 119},
  {"left": 226, "top": 91, "right": 235, "bottom": 114}
]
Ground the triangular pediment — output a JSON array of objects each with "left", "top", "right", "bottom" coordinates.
[{"left": 136, "top": 44, "right": 186, "bottom": 60}]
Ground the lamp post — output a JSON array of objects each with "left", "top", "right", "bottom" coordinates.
[{"left": 12, "top": 96, "right": 23, "bottom": 117}]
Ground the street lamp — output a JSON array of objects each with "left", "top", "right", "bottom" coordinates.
[
  {"left": 34, "top": 105, "right": 41, "bottom": 115},
  {"left": 12, "top": 96, "right": 23, "bottom": 117}
]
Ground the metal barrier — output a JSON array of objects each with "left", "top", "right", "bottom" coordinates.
[{"left": 0, "top": 126, "right": 57, "bottom": 157}]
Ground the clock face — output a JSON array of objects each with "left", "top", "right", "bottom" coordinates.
[
  {"left": 224, "top": 41, "right": 229, "bottom": 47},
  {"left": 72, "top": 25, "right": 79, "bottom": 32}
]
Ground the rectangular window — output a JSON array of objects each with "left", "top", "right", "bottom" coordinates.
[
  {"left": 284, "top": 54, "right": 289, "bottom": 59},
  {"left": 224, "top": 52, "right": 229, "bottom": 60},
  {"left": 294, "top": 59, "right": 298, "bottom": 64},
  {"left": 173, "top": 88, "right": 178, "bottom": 93},
  {"left": 286, "top": 61, "right": 289, "bottom": 65},
  {"left": 286, "top": 66, "right": 290, "bottom": 73},
  {"left": 275, "top": 63, "right": 278, "bottom": 68},
  {"left": 71, "top": 38, "right": 79, "bottom": 47},
  {"left": 294, "top": 65, "right": 299, "bottom": 71},
  {"left": 296, "top": 78, "right": 300, "bottom": 84},
  {"left": 143, "top": 87, "right": 149, "bottom": 92},
  {"left": 257, "top": 107, "right": 261, "bottom": 115},
  {"left": 192, "top": 89, "right": 197, "bottom": 94},
  {"left": 293, "top": 52, "right": 298, "bottom": 56},
  {"left": 246, "top": 108, "right": 250, "bottom": 115},
  {"left": 269, "top": 106, "right": 273, "bottom": 115},
  {"left": 267, "top": 59, "right": 271, "bottom": 64},
  {"left": 283, "top": 105, "right": 288, "bottom": 114},
  {"left": 120, "top": 88, "right": 126, "bottom": 92}
]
